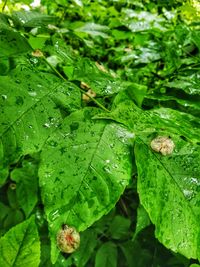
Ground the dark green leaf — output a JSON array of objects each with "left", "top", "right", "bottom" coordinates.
[
  {"left": 95, "top": 242, "right": 117, "bottom": 267},
  {"left": 108, "top": 215, "right": 131, "bottom": 240},
  {"left": 11, "top": 159, "right": 38, "bottom": 217}
]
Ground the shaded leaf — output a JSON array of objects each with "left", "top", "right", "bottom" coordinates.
[
  {"left": 132, "top": 204, "right": 150, "bottom": 240},
  {"left": 11, "top": 159, "right": 39, "bottom": 218},
  {"left": 0, "top": 27, "right": 32, "bottom": 58},
  {"left": 95, "top": 242, "right": 117, "bottom": 267},
  {"left": 108, "top": 215, "right": 131, "bottom": 240}
]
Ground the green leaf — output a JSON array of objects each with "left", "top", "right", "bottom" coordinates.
[
  {"left": 0, "top": 216, "right": 40, "bottom": 267},
  {"left": 165, "top": 74, "right": 200, "bottom": 96},
  {"left": 132, "top": 204, "right": 150, "bottom": 240},
  {"left": 146, "top": 93, "right": 200, "bottom": 118},
  {"left": 135, "top": 137, "right": 200, "bottom": 260},
  {"left": 122, "top": 9, "right": 167, "bottom": 32},
  {"left": 0, "top": 27, "right": 32, "bottom": 58},
  {"left": 12, "top": 11, "right": 57, "bottom": 28},
  {"left": 66, "top": 57, "right": 126, "bottom": 96},
  {"left": 95, "top": 242, "right": 117, "bottom": 267},
  {"left": 119, "top": 240, "right": 152, "bottom": 267},
  {"left": 127, "top": 83, "right": 147, "bottom": 107},
  {"left": 0, "top": 67, "right": 81, "bottom": 186},
  {"left": 108, "top": 215, "right": 131, "bottom": 240},
  {"left": 39, "top": 108, "right": 133, "bottom": 263},
  {"left": 11, "top": 159, "right": 38, "bottom": 218},
  {"left": 3, "top": 209, "right": 24, "bottom": 231},
  {"left": 96, "top": 91, "right": 200, "bottom": 142},
  {"left": 65, "top": 229, "right": 98, "bottom": 267},
  {"left": 74, "top": 22, "right": 109, "bottom": 38}
]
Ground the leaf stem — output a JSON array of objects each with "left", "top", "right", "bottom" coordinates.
[
  {"left": 42, "top": 56, "right": 110, "bottom": 113},
  {"left": 2, "top": 0, "right": 8, "bottom": 12}
]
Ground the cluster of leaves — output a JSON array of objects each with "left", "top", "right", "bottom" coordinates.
[{"left": 0, "top": 0, "right": 200, "bottom": 266}]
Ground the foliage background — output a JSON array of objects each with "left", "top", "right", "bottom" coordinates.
[{"left": 0, "top": 0, "right": 200, "bottom": 266}]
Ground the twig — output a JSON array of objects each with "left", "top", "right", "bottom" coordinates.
[
  {"left": 2, "top": 0, "right": 8, "bottom": 12},
  {"left": 42, "top": 56, "right": 110, "bottom": 113}
]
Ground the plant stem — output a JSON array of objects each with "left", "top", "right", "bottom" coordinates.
[
  {"left": 43, "top": 56, "right": 110, "bottom": 113},
  {"left": 2, "top": 0, "right": 8, "bottom": 12}
]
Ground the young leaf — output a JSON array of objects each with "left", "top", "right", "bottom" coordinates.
[
  {"left": 39, "top": 108, "right": 133, "bottom": 263},
  {"left": 135, "top": 137, "right": 200, "bottom": 260},
  {"left": 95, "top": 242, "right": 117, "bottom": 267},
  {"left": 0, "top": 216, "right": 40, "bottom": 267}
]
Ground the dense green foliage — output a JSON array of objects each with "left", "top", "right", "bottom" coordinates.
[{"left": 0, "top": 0, "right": 200, "bottom": 266}]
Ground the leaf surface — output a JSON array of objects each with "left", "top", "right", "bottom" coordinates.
[
  {"left": 11, "top": 159, "right": 38, "bottom": 217},
  {"left": 39, "top": 108, "right": 133, "bottom": 263},
  {"left": 96, "top": 91, "right": 200, "bottom": 142},
  {"left": 95, "top": 242, "right": 117, "bottom": 267},
  {"left": 0, "top": 216, "right": 40, "bottom": 267},
  {"left": 135, "top": 137, "right": 200, "bottom": 259},
  {"left": 0, "top": 67, "right": 81, "bottom": 185}
]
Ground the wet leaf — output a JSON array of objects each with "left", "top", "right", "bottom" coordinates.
[
  {"left": 39, "top": 108, "right": 133, "bottom": 263},
  {"left": 0, "top": 67, "right": 81, "bottom": 186},
  {"left": 96, "top": 91, "right": 200, "bottom": 143},
  {"left": 135, "top": 137, "right": 200, "bottom": 260}
]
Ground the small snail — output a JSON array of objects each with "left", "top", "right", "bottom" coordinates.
[
  {"left": 150, "top": 136, "right": 175, "bottom": 155},
  {"left": 57, "top": 224, "right": 80, "bottom": 253}
]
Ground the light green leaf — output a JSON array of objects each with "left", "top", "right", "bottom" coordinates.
[
  {"left": 0, "top": 216, "right": 40, "bottom": 267},
  {"left": 12, "top": 11, "right": 57, "bottom": 28},
  {"left": 122, "top": 9, "right": 167, "bottom": 32},
  {"left": 0, "top": 67, "right": 81, "bottom": 186},
  {"left": 74, "top": 22, "right": 109, "bottom": 38},
  {"left": 11, "top": 159, "right": 38, "bottom": 218},
  {"left": 95, "top": 242, "right": 117, "bottom": 267},
  {"left": 135, "top": 137, "right": 200, "bottom": 259},
  {"left": 39, "top": 108, "right": 133, "bottom": 263}
]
